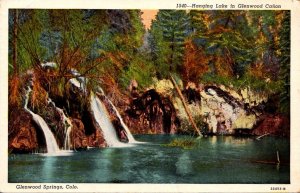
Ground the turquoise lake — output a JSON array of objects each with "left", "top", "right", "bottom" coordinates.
[{"left": 8, "top": 135, "right": 289, "bottom": 183}]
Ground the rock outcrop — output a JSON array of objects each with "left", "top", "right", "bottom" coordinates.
[
  {"left": 149, "top": 79, "right": 282, "bottom": 135},
  {"left": 199, "top": 85, "right": 259, "bottom": 134},
  {"left": 8, "top": 73, "right": 289, "bottom": 154},
  {"left": 251, "top": 114, "right": 290, "bottom": 137},
  {"left": 9, "top": 109, "right": 39, "bottom": 153},
  {"left": 125, "top": 89, "right": 179, "bottom": 134},
  {"left": 71, "top": 117, "right": 106, "bottom": 149}
]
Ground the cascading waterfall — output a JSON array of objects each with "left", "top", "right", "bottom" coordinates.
[
  {"left": 24, "top": 87, "right": 60, "bottom": 154},
  {"left": 64, "top": 125, "right": 72, "bottom": 150},
  {"left": 97, "top": 87, "right": 138, "bottom": 143},
  {"left": 69, "top": 70, "right": 135, "bottom": 147},
  {"left": 105, "top": 96, "right": 138, "bottom": 143},
  {"left": 90, "top": 93, "right": 132, "bottom": 147},
  {"left": 48, "top": 98, "right": 73, "bottom": 151}
]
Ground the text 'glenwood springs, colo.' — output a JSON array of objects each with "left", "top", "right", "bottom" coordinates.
[{"left": 16, "top": 184, "right": 78, "bottom": 190}]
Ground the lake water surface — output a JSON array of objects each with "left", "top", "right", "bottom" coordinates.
[{"left": 8, "top": 135, "right": 289, "bottom": 183}]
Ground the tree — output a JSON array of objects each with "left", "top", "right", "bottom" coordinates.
[
  {"left": 247, "top": 11, "right": 282, "bottom": 81},
  {"left": 149, "top": 10, "right": 189, "bottom": 76},
  {"left": 189, "top": 10, "right": 209, "bottom": 35},
  {"left": 205, "top": 11, "right": 256, "bottom": 77},
  {"left": 278, "top": 11, "right": 290, "bottom": 114},
  {"left": 12, "top": 10, "right": 19, "bottom": 75},
  {"left": 182, "top": 38, "right": 209, "bottom": 84}
]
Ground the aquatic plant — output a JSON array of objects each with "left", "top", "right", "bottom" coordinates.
[{"left": 165, "top": 136, "right": 199, "bottom": 149}]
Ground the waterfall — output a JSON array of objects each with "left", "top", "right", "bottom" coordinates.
[
  {"left": 90, "top": 93, "right": 132, "bottom": 147},
  {"left": 64, "top": 125, "right": 72, "bottom": 150},
  {"left": 97, "top": 87, "right": 138, "bottom": 143},
  {"left": 47, "top": 98, "right": 73, "bottom": 150},
  {"left": 106, "top": 98, "right": 138, "bottom": 143},
  {"left": 69, "top": 69, "right": 87, "bottom": 93},
  {"left": 68, "top": 70, "right": 135, "bottom": 147},
  {"left": 24, "top": 87, "right": 60, "bottom": 154}
]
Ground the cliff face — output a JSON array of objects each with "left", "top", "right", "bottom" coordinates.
[
  {"left": 9, "top": 109, "right": 39, "bottom": 153},
  {"left": 144, "top": 79, "right": 288, "bottom": 136},
  {"left": 8, "top": 74, "right": 289, "bottom": 153},
  {"left": 71, "top": 118, "right": 106, "bottom": 149},
  {"left": 199, "top": 86, "right": 258, "bottom": 134}
]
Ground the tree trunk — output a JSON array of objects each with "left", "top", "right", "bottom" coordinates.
[
  {"left": 170, "top": 75, "right": 202, "bottom": 136},
  {"left": 13, "top": 9, "right": 19, "bottom": 75}
]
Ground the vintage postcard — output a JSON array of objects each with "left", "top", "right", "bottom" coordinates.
[{"left": 0, "top": 0, "right": 300, "bottom": 192}]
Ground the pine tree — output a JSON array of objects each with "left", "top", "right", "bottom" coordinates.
[
  {"left": 278, "top": 11, "right": 290, "bottom": 114},
  {"left": 204, "top": 11, "right": 255, "bottom": 78},
  {"left": 149, "top": 10, "right": 189, "bottom": 76},
  {"left": 189, "top": 10, "right": 209, "bottom": 35}
]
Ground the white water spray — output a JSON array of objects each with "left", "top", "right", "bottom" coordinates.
[
  {"left": 97, "top": 87, "right": 138, "bottom": 143},
  {"left": 90, "top": 93, "right": 132, "bottom": 147},
  {"left": 47, "top": 98, "right": 73, "bottom": 150},
  {"left": 105, "top": 98, "right": 138, "bottom": 143},
  {"left": 69, "top": 70, "right": 137, "bottom": 146},
  {"left": 24, "top": 87, "right": 60, "bottom": 154}
]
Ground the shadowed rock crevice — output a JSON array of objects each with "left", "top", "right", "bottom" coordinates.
[{"left": 125, "top": 89, "right": 179, "bottom": 134}]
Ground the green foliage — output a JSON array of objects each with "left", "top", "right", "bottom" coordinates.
[
  {"left": 278, "top": 11, "right": 290, "bottom": 114},
  {"left": 201, "top": 72, "right": 281, "bottom": 94},
  {"left": 8, "top": 10, "right": 46, "bottom": 73},
  {"left": 8, "top": 9, "right": 290, "bottom": 117},
  {"left": 119, "top": 54, "right": 156, "bottom": 90},
  {"left": 149, "top": 10, "right": 189, "bottom": 77},
  {"left": 165, "top": 136, "right": 199, "bottom": 149},
  {"left": 204, "top": 11, "right": 255, "bottom": 77},
  {"left": 189, "top": 10, "right": 208, "bottom": 34},
  {"left": 128, "top": 10, "right": 145, "bottom": 49},
  {"left": 148, "top": 24, "right": 170, "bottom": 78}
]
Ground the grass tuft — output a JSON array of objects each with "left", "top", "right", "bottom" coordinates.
[{"left": 165, "top": 136, "right": 199, "bottom": 149}]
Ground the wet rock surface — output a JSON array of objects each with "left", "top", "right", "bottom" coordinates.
[
  {"left": 125, "top": 89, "right": 179, "bottom": 134},
  {"left": 70, "top": 118, "right": 87, "bottom": 149},
  {"left": 9, "top": 109, "right": 39, "bottom": 153},
  {"left": 81, "top": 108, "right": 107, "bottom": 148}
]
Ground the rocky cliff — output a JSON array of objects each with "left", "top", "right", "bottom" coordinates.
[{"left": 8, "top": 74, "right": 289, "bottom": 153}]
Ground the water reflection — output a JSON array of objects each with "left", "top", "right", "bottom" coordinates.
[
  {"left": 107, "top": 149, "right": 127, "bottom": 182},
  {"left": 211, "top": 135, "right": 217, "bottom": 145},
  {"left": 90, "top": 148, "right": 131, "bottom": 182},
  {"left": 175, "top": 151, "right": 193, "bottom": 176},
  {"left": 209, "top": 135, "right": 253, "bottom": 147},
  {"left": 41, "top": 156, "right": 57, "bottom": 181}
]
